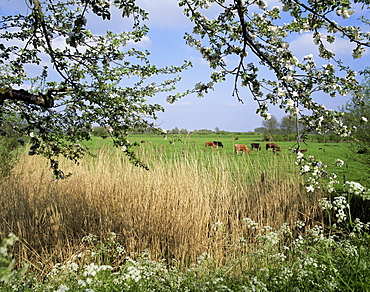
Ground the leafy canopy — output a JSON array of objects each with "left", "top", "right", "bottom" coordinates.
[
  {"left": 176, "top": 0, "right": 369, "bottom": 139},
  {"left": 0, "top": 0, "right": 189, "bottom": 177},
  {"left": 1, "top": 0, "right": 369, "bottom": 177}
]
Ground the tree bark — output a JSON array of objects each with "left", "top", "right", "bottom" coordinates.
[{"left": 0, "top": 88, "right": 54, "bottom": 108}]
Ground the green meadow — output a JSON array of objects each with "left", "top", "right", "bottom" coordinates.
[{"left": 89, "top": 132, "right": 370, "bottom": 188}]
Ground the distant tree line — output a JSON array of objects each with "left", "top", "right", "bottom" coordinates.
[{"left": 254, "top": 115, "right": 353, "bottom": 143}]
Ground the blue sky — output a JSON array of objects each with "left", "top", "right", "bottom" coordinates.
[{"left": 1, "top": 0, "right": 369, "bottom": 132}]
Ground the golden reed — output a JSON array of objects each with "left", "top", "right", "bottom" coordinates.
[{"left": 0, "top": 144, "right": 325, "bottom": 272}]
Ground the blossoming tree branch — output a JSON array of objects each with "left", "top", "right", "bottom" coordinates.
[
  {"left": 0, "top": 0, "right": 190, "bottom": 177},
  {"left": 0, "top": 0, "right": 369, "bottom": 180},
  {"left": 174, "top": 0, "right": 369, "bottom": 144}
]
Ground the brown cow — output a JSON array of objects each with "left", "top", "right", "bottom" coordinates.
[
  {"left": 251, "top": 143, "right": 261, "bottom": 151},
  {"left": 266, "top": 143, "right": 280, "bottom": 151},
  {"left": 205, "top": 141, "right": 216, "bottom": 148},
  {"left": 235, "top": 144, "right": 251, "bottom": 154}
]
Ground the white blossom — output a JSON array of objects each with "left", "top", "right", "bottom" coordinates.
[{"left": 306, "top": 185, "right": 315, "bottom": 192}]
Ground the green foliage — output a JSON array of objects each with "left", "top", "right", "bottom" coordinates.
[
  {"left": 0, "top": 0, "right": 189, "bottom": 177},
  {"left": 0, "top": 115, "right": 24, "bottom": 179},
  {"left": 92, "top": 127, "right": 109, "bottom": 139},
  {"left": 342, "top": 69, "right": 370, "bottom": 164},
  {"left": 0, "top": 137, "right": 19, "bottom": 180},
  {"left": 262, "top": 115, "right": 280, "bottom": 135},
  {"left": 1, "top": 0, "right": 369, "bottom": 178},
  {"left": 0, "top": 233, "right": 28, "bottom": 289}
]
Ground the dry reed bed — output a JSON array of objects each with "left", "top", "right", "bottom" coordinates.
[{"left": 0, "top": 145, "right": 325, "bottom": 270}]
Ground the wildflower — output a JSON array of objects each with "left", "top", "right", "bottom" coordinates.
[
  {"left": 295, "top": 220, "right": 305, "bottom": 228},
  {"left": 197, "top": 252, "right": 211, "bottom": 264},
  {"left": 334, "top": 159, "right": 344, "bottom": 167},
  {"left": 343, "top": 181, "right": 366, "bottom": 196},
  {"left": 296, "top": 152, "right": 304, "bottom": 159},
  {"left": 242, "top": 217, "right": 259, "bottom": 229},
  {"left": 306, "top": 185, "right": 315, "bottom": 192},
  {"left": 127, "top": 266, "right": 141, "bottom": 282},
  {"left": 301, "top": 165, "right": 310, "bottom": 173},
  {"left": 29, "top": 132, "right": 35, "bottom": 138},
  {"left": 361, "top": 116, "right": 368, "bottom": 122},
  {"left": 262, "top": 231, "right": 279, "bottom": 245},
  {"left": 122, "top": 145, "right": 127, "bottom": 151},
  {"left": 55, "top": 285, "right": 69, "bottom": 292}
]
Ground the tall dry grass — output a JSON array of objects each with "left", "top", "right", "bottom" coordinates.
[{"left": 0, "top": 144, "right": 325, "bottom": 273}]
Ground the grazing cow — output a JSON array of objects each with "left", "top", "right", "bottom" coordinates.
[
  {"left": 213, "top": 141, "right": 224, "bottom": 148},
  {"left": 234, "top": 144, "right": 251, "bottom": 154},
  {"left": 251, "top": 143, "right": 261, "bottom": 151},
  {"left": 266, "top": 143, "right": 280, "bottom": 151},
  {"left": 205, "top": 141, "right": 216, "bottom": 148}
]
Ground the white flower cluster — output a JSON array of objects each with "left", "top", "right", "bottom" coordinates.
[
  {"left": 124, "top": 266, "right": 142, "bottom": 282},
  {"left": 342, "top": 181, "right": 370, "bottom": 200},
  {"left": 83, "top": 263, "right": 112, "bottom": 277},
  {"left": 197, "top": 252, "right": 211, "bottom": 264},
  {"left": 296, "top": 152, "right": 345, "bottom": 193},
  {"left": 242, "top": 217, "right": 259, "bottom": 229}
]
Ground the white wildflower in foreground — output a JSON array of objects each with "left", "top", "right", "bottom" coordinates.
[
  {"left": 301, "top": 165, "right": 310, "bottom": 173},
  {"left": 320, "top": 198, "right": 332, "bottom": 210},
  {"left": 197, "top": 252, "right": 211, "bottom": 264},
  {"left": 83, "top": 263, "right": 112, "bottom": 277},
  {"left": 242, "top": 217, "right": 259, "bottom": 229},
  {"left": 125, "top": 266, "right": 142, "bottom": 282},
  {"left": 55, "top": 285, "right": 69, "bottom": 292},
  {"left": 361, "top": 116, "right": 368, "bottom": 122},
  {"left": 306, "top": 185, "right": 315, "bottom": 192},
  {"left": 343, "top": 181, "right": 365, "bottom": 196}
]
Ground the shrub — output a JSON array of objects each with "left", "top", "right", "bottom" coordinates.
[
  {"left": 92, "top": 127, "right": 109, "bottom": 139},
  {"left": 0, "top": 136, "right": 21, "bottom": 179}
]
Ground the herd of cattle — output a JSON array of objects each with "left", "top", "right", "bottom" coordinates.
[{"left": 205, "top": 141, "right": 283, "bottom": 154}]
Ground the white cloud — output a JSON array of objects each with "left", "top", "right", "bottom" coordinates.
[
  {"left": 127, "top": 35, "right": 152, "bottom": 48},
  {"left": 168, "top": 101, "right": 192, "bottom": 107},
  {"left": 137, "top": 0, "right": 192, "bottom": 28},
  {"left": 289, "top": 32, "right": 358, "bottom": 58},
  {"left": 189, "top": 56, "right": 209, "bottom": 66}
]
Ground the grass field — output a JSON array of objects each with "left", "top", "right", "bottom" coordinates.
[
  {"left": 101, "top": 132, "right": 369, "bottom": 187},
  {"left": 1, "top": 133, "right": 369, "bottom": 290}
]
